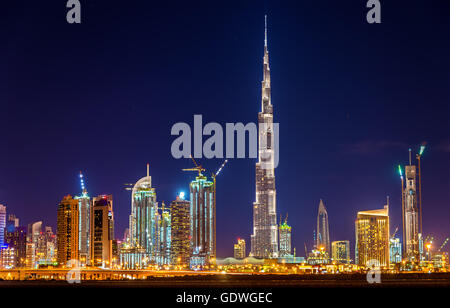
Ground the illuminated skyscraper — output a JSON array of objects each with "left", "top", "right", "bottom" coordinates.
[
  {"left": 251, "top": 16, "right": 279, "bottom": 259},
  {"left": 57, "top": 195, "right": 79, "bottom": 266},
  {"left": 0, "top": 205, "right": 6, "bottom": 247},
  {"left": 90, "top": 195, "right": 114, "bottom": 268},
  {"left": 332, "top": 240, "right": 350, "bottom": 264},
  {"left": 316, "top": 199, "right": 330, "bottom": 254},
  {"left": 355, "top": 204, "right": 390, "bottom": 268},
  {"left": 189, "top": 172, "right": 215, "bottom": 265},
  {"left": 170, "top": 194, "right": 191, "bottom": 266},
  {"left": 403, "top": 161, "right": 420, "bottom": 262},
  {"left": 75, "top": 171, "right": 90, "bottom": 265},
  {"left": 234, "top": 239, "right": 246, "bottom": 259},
  {"left": 278, "top": 216, "right": 292, "bottom": 257},
  {"left": 129, "top": 164, "right": 159, "bottom": 259}
]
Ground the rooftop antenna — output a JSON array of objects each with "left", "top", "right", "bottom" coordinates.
[
  {"left": 79, "top": 171, "right": 87, "bottom": 195},
  {"left": 147, "top": 163, "right": 149, "bottom": 178},
  {"left": 264, "top": 15, "right": 267, "bottom": 47},
  {"left": 409, "top": 148, "right": 412, "bottom": 165}
]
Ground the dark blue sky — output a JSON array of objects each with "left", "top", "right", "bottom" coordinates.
[{"left": 1, "top": 1, "right": 449, "bottom": 257}]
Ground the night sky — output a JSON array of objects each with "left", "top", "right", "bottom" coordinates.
[{"left": 1, "top": 1, "right": 449, "bottom": 258}]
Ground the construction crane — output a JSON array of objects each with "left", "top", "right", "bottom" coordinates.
[
  {"left": 182, "top": 155, "right": 206, "bottom": 176},
  {"left": 211, "top": 159, "right": 228, "bottom": 258},
  {"left": 391, "top": 226, "right": 399, "bottom": 239},
  {"left": 416, "top": 144, "right": 426, "bottom": 235},
  {"left": 438, "top": 238, "right": 449, "bottom": 252}
]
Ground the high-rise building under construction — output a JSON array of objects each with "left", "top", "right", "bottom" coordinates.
[{"left": 250, "top": 16, "right": 278, "bottom": 259}]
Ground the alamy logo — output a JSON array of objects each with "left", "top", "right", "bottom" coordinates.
[
  {"left": 66, "top": 0, "right": 81, "bottom": 24},
  {"left": 366, "top": 259, "right": 381, "bottom": 283},
  {"left": 171, "top": 115, "right": 279, "bottom": 169},
  {"left": 66, "top": 259, "right": 81, "bottom": 283}
]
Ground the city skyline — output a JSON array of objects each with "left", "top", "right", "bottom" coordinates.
[{"left": 1, "top": 1, "right": 449, "bottom": 259}]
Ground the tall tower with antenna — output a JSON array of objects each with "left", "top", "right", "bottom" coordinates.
[
  {"left": 250, "top": 15, "right": 279, "bottom": 259},
  {"left": 75, "top": 171, "right": 90, "bottom": 265}
]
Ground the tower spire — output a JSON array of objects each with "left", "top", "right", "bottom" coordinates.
[{"left": 264, "top": 15, "right": 268, "bottom": 47}]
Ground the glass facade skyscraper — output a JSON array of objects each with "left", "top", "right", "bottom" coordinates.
[{"left": 190, "top": 173, "right": 215, "bottom": 265}]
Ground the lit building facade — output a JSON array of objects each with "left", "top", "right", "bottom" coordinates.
[
  {"left": 332, "top": 240, "right": 350, "bottom": 264},
  {"left": 4, "top": 226, "right": 27, "bottom": 268},
  {"left": 0, "top": 205, "right": 6, "bottom": 247},
  {"left": 317, "top": 199, "right": 330, "bottom": 255},
  {"left": 170, "top": 195, "right": 191, "bottom": 266},
  {"left": 234, "top": 239, "right": 246, "bottom": 259},
  {"left": 0, "top": 246, "right": 16, "bottom": 269},
  {"left": 279, "top": 218, "right": 292, "bottom": 257},
  {"left": 355, "top": 205, "right": 390, "bottom": 268},
  {"left": 403, "top": 164, "right": 420, "bottom": 262},
  {"left": 190, "top": 173, "right": 215, "bottom": 265},
  {"left": 90, "top": 195, "right": 114, "bottom": 268},
  {"left": 57, "top": 195, "right": 79, "bottom": 266},
  {"left": 158, "top": 202, "right": 171, "bottom": 265},
  {"left": 390, "top": 237, "right": 402, "bottom": 264},
  {"left": 251, "top": 17, "right": 279, "bottom": 259}
]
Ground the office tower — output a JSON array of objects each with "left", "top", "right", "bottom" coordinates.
[
  {"left": 234, "top": 239, "right": 246, "bottom": 259},
  {"left": 316, "top": 199, "right": 330, "bottom": 255},
  {"left": 75, "top": 171, "right": 90, "bottom": 265},
  {"left": 129, "top": 165, "right": 159, "bottom": 259},
  {"left": 4, "top": 226, "right": 27, "bottom": 267},
  {"left": 158, "top": 202, "right": 171, "bottom": 265},
  {"left": 403, "top": 159, "right": 420, "bottom": 262},
  {"left": 251, "top": 16, "right": 279, "bottom": 259},
  {"left": 57, "top": 195, "right": 79, "bottom": 266},
  {"left": 279, "top": 216, "right": 292, "bottom": 257},
  {"left": 332, "top": 240, "right": 350, "bottom": 264},
  {"left": 390, "top": 237, "right": 402, "bottom": 264},
  {"left": 170, "top": 195, "right": 191, "bottom": 266},
  {"left": 355, "top": 204, "right": 390, "bottom": 267},
  {"left": 189, "top": 172, "right": 215, "bottom": 266},
  {"left": 90, "top": 195, "right": 114, "bottom": 268},
  {"left": 26, "top": 221, "right": 42, "bottom": 268},
  {"left": 0, "top": 205, "right": 6, "bottom": 247}
]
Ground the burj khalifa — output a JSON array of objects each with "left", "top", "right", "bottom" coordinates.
[{"left": 250, "top": 16, "right": 279, "bottom": 259}]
